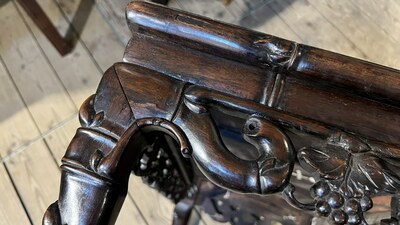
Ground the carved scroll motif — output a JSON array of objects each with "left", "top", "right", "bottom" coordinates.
[
  {"left": 242, "top": 116, "right": 294, "bottom": 194},
  {"left": 176, "top": 95, "right": 295, "bottom": 195}
]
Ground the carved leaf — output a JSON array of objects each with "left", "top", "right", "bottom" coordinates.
[
  {"left": 298, "top": 147, "right": 349, "bottom": 179},
  {"left": 298, "top": 145, "right": 400, "bottom": 196},
  {"left": 327, "top": 132, "right": 370, "bottom": 154},
  {"left": 342, "top": 153, "right": 400, "bottom": 196},
  {"left": 79, "top": 94, "right": 96, "bottom": 127}
]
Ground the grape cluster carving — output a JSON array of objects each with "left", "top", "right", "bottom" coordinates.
[
  {"left": 311, "top": 180, "right": 372, "bottom": 225},
  {"left": 133, "top": 138, "right": 189, "bottom": 203},
  {"left": 297, "top": 132, "right": 400, "bottom": 225}
]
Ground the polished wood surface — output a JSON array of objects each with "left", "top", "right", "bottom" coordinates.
[
  {"left": 42, "top": 2, "right": 400, "bottom": 225},
  {"left": 124, "top": 2, "right": 400, "bottom": 145},
  {"left": 2, "top": 0, "right": 400, "bottom": 225}
]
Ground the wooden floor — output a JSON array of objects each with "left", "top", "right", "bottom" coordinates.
[{"left": 0, "top": 0, "right": 398, "bottom": 225}]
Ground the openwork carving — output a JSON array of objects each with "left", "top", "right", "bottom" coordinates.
[
  {"left": 281, "top": 132, "right": 400, "bottom": 225},
  {"left": 182, "top": 86, "right": 400, "bottom": 225},
  {"left": 270, "top": 135, "right": 400, "bottom": 225},
  {"left": 299, "top": 133, "right": 400, "bottom": 196},
  {"left": 132, "top": 134, "right": 193, "bottom": 203}
]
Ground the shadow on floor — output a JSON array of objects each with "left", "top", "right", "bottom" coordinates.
[
  {"left": 238, "top": 0, "right": 297, "bottom": 28},
  {"left": 0, "top": 0, "right": 95, "bottom": 54},
  {"left": 64, "top": 0, "right": 95, "bottom": 49}
]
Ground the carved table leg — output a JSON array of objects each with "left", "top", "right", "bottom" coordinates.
[
  {"left": 42, "top": 116, "right": 149, "bottom": 225},
  {"left": 42, "top": 64, "right": 194, "bottom": 225}
]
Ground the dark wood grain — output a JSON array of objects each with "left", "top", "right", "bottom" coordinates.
[
  {"left": 123, "top": 32, "right": 272, "bottom": 102},
  {"left": 44, "top": 2, "right": 400, "bottom": 225}
]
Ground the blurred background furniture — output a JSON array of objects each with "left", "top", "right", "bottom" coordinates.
[{"left": 16, "top": 0, "right": 72, "bottom": 55}]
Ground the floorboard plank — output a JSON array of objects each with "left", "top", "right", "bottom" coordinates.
[
  {"left": 0, "top": 1, "right": 76, "bottom": 133},
  {"left": 96, "top": 0, "right": 132, "bottom": 45},
  {"left": 55, "top": 0, "right": 125, "bottom": 72},
  {"left": 16, "top": 0, "right": 102, "bottom": 108},
  {"left": 0, "top": 56, "right": 39, "bottom": 158},
  {"left": 0, "top": 163, "right": 32, "bottom": 225},
  {"left": 0, "top": 24, "right": 44, "bottom": 225},
  {"left": 0, "top": 5, "right": 58, "bottom": 221},
  {"left": 0, "top": 3, "right": 75, "bottom": 222},
  {"left": 238, "top": 1, "right": 301, "bottom": 41},
  {"left": 306, "top": 0, "right": 400, "bottom": 68},
  {"left": 5, "top": 141, "right": 60, "bottom": 225},
  {"left": 350, "top": 0, "right": 400, "bottom": 46},
  {"left": 227, "top": 0, "right": 270, "bottom": 23},
  {"left": 177, "top": 0, "right": 235, "bottom": 22},
  {"left": 224, "top": 0, "right": 251, "bottom": 19},
  {"left": 128, "top": 176, "right": 176, "bottom": 225},
  {"left": 168, "top": 0, "right": 183, "bottom": 9},
  {"left": 0, "top": 22, "right": 63, "bottom": 222},
  {"left": 267, "top": 0, "right": 366, "bottom": 59}
]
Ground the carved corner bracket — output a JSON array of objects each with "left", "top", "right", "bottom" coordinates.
[
  {"left": 43, "top": 62, "right": 400, "bottom": 225},
  {"left": 180, "top": 86, "right": 400, "bottom": 225}
]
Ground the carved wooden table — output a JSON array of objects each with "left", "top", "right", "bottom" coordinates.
[{"left": 42, "top": 1, "right": 400, "bottom": 225}]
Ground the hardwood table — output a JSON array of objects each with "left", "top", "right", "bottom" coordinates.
[{"left": 42, "top": 1, "right": 400, "bottom": 225}]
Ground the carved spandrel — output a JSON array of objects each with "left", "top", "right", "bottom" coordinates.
[
  {"left": 173, "top": 97, "right": 295, "bottom": 194},
  {"left": 44, "top": 37, "right": 400, "bottom": 225},
  {"left": 181, "top": 85, "right": 400, "bottom": 225}
]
